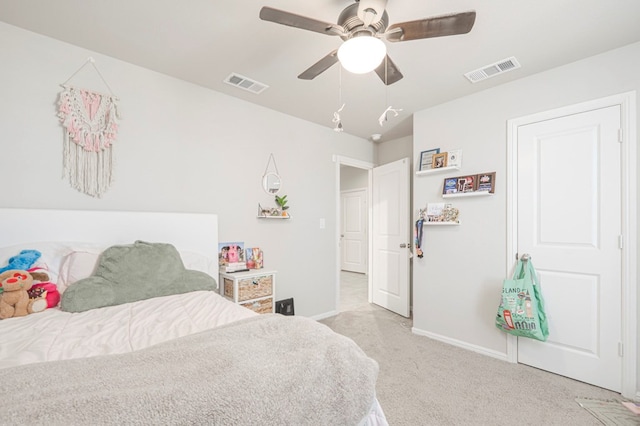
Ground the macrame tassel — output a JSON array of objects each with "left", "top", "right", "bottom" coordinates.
[
  {"left": 58, "top": 86, "right": 119, "bottom": 198},
  {"left": 62, "top": 134, "right": 113, "bottom": 198}
]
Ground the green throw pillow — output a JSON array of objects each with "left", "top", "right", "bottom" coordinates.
[{"left": 61, "top": 241, "right": 217, "bottom": 313}]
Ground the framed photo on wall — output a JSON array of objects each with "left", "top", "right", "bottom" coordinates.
[
  {"left": 419, "top": 148, "right": 440, "bottom": 171},
  {"left": 477, "top": 171, "right": 496, "bottom": 193},
  {"left": 447, "top": 149, "right": 462, "bottom": 168},
  {"left": 432, "top": 152, "right": 448, "bottom": 169},
  {"left": 456, "top": 175, "right": 477, "bottom": 193},
  {"left": 443, "top": 177, "right": 458, "bottom": 195}
]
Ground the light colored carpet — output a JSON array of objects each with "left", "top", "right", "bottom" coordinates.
[{"left": 324, "top": 272, "right": 625, "bottom": 426}]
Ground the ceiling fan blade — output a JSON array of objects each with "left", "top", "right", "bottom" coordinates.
[
  {"left": 385, "top": 11, "right": 476, "bottom": 42},
  {"left": 374, "top": 55, "right": 403, "bottom": 85},
  {"left": 298, "top": 50, "right": 340, "bottom": 80},
  {"left": 260, "top": 7, "right": 344, "bottom": 36}
]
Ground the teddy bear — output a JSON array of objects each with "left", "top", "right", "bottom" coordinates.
[{"left": 0, "top": 270, "right": 47, "bottom": 319}]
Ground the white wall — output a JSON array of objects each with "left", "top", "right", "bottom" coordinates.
[
  {"left": 376, "top": 135, "right": 413, "bottom": 166},
  {"left": 340, "top": 165, "right": 368, "bottom": 190},
  {"left": 0, "top": 22, "right": 375, "bottom": 318},
  {"left": 412, "top": 41, "right": 640, "bottom": 394}
]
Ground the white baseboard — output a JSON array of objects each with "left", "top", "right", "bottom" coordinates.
[
  {"left": 411, "top": 326, "right": 508, "bottom": 362},
  {"left": 310, "top": 310, "right": 338, "bottom": 321}
]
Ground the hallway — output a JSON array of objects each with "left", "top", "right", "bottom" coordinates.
[{"left": 339, "top": 271, "right": 369, "bottom": 312}]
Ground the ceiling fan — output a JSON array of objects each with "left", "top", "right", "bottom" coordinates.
[{"left": 259, "top": 0, "right": 476, "bottom": 85}]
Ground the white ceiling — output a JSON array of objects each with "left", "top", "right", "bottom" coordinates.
[{"left": 2, "top": 0, "right": 640, "bottom": 142}]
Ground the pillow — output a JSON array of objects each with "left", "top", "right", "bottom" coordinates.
[
  {"left": 179, "top": 250, "right": 217, "bottom": 277},
  {"left": 0, "top": 242, "right": 107, "bottom": 284},
  {"left": 57, "top": 250, "right": 101, "bottom": 294},
  {"left": 60, "top": 241, "right": 218, "bottom": 313}
]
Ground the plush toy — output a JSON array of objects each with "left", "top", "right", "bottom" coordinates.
[
  {"left": 26, "top": 268, "right": 60, "bottom": 309},
  {"left": 0, "top": 270, "right": 47, "bottom": 319},
  {"left": 0, "top": 250, "right": 41, "bottom": 275}
]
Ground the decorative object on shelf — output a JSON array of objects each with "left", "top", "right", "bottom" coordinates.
[
  {"left": 424, "top": 203, "right": 459, "bottom": 223},
  {"left": 447, "top": 149, "right": 463, "bottom": 168},
  {"left": 477, "top": 171, "right": 496, "bottom": 193},
  {"left": 262, "top": 153, "right": 281, "bottom": 195},
  {"left": 218, "top": 242, "right": 248, "bottom": 273},
  {"left": 275, "top": 194, "right": 290, "bottom": 217},
  {"left": 257, "top": 203, "right": 291, "bottom": 219},
  {"left": 432, "top": 152, "right": 448, "bottom": 169},
  {"left": 245, "top": 248, "right": 264, "bottom": 269},
  {"left": 457, "top": 175, "right": 477, "bottom": 193},
  {"left": 442, "top": 172, "right": 496, "bottom": 196},
  {"left": 58, "top": 57, "right": 120, "bottom": 198},
  {"left": 418, "top": 148, "right": 440, "bottom": 171},
  {"left": 442, "top": 205, "right": 460, "bottom": 223},
  {"left": 443, "top": 177, "right": 457, "bottom": 194}
]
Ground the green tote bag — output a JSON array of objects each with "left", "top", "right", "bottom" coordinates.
[{"left": 495, "top": 258, "right": 549, "bottom": 342}]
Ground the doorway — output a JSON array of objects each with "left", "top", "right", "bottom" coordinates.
[
  {"left": 336, "top": 157, "right": 374, "bottom": 312},
  {"left": 335, "top": 156, "right": 412, "bottom": 316},
  {"left": 507, "top": 91, "right": 637, "bottom": 398}
]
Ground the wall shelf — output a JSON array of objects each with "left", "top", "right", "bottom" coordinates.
[
  {"left": 423, "top": 221, "right": 460, "bottom": 226},
  {"left": 416, "top": 165, "right": 460, "bottom": 176},
  {"left": 442, "top": 191, "right": 493, "bottom": 199},
  {"left": 257, "top": 215, "right": 290, "bottom": 219}
]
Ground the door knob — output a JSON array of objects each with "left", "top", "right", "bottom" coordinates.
[{"left": 400, "top": 243, "right": 407, "bottom": 248}]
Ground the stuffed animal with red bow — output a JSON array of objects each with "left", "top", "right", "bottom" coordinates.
[{"left": 0, "top": 270, "right": 47, "bottom": 319}]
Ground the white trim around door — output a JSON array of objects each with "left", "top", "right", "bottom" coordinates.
[{"left": 506, "top": 91, "right": 637, "bottom": 399}]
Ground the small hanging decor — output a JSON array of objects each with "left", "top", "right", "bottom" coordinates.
[{"left": 57, "top": 57, "right": 120, "bottom": 198}]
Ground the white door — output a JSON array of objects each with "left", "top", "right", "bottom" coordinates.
[
  {"left": 372, "top": 158, "right": 410, "bottom": 317},
  {"left": 341, "top": 189, "right": 367, "bottom": 273},
  {"left": 515, "top": 105, "right": 622, "bottom": 391}
]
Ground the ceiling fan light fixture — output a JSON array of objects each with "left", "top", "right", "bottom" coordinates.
[{"left": 337, "top": 36, "right": 386, "bottom": 74}]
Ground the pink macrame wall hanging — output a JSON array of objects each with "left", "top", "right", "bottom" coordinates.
[{"left": 57, "top": 58, "right": 120, "bottom": 198}]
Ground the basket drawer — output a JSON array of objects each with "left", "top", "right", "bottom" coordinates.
[
  {"left": 240, "top": 297, "right": 273, "bottom": 314},
  {"left": 223, "top": 278, "right": 235, "bottom": 299},
  {"left": 237, "top": 275, "right": 273, "bottom": 302}
]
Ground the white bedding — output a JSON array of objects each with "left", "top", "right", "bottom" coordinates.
[
  {"left": 0, "top": 209, "right": 388, "bottom": 426},
  {"left": 0, "top": 290, "right": 256, "bottom": 369}
]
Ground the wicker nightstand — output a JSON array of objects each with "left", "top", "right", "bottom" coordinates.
[{"left": 219, "top": 270, "right": 276, "bottom": 314}]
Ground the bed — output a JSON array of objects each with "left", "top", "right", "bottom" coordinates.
[{"left": 0, "top": 208, "right": 388, "bottom": 426}]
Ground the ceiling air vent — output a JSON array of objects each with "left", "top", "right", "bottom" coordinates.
[
  {"left": 464, "top": 56, "right": 521, "bottom": 83},
  {"left": 224, "top": 73, "right": 269, "bottom": 94}
]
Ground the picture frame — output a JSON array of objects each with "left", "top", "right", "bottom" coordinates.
[
  {"left": 432, "top": 152, "right": 448, "bottom": 169},
  {"left": 425, "top": 202, "right": 446, "bottom": 222},
  {"left": 476, "top": 171, "right": 496, "bottom": 193},
  {"left": 419, "top": 148, "right": 440, "bottom": 171},
  {"left": 447, "top": 149, "right": 462, "bottom": 168},
  {"left": 456, "top": 175, "right": 477, "bottom": 193},
  {"left": 443, "top": 177, "right": 458, "bottom": 195},
  {"left": 218, "top": 241, "right": 245, "bottom": 266}
]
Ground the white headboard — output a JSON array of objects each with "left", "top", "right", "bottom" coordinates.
[{"left": 0, "top": 208, "right": 218, "bottom": 274}]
